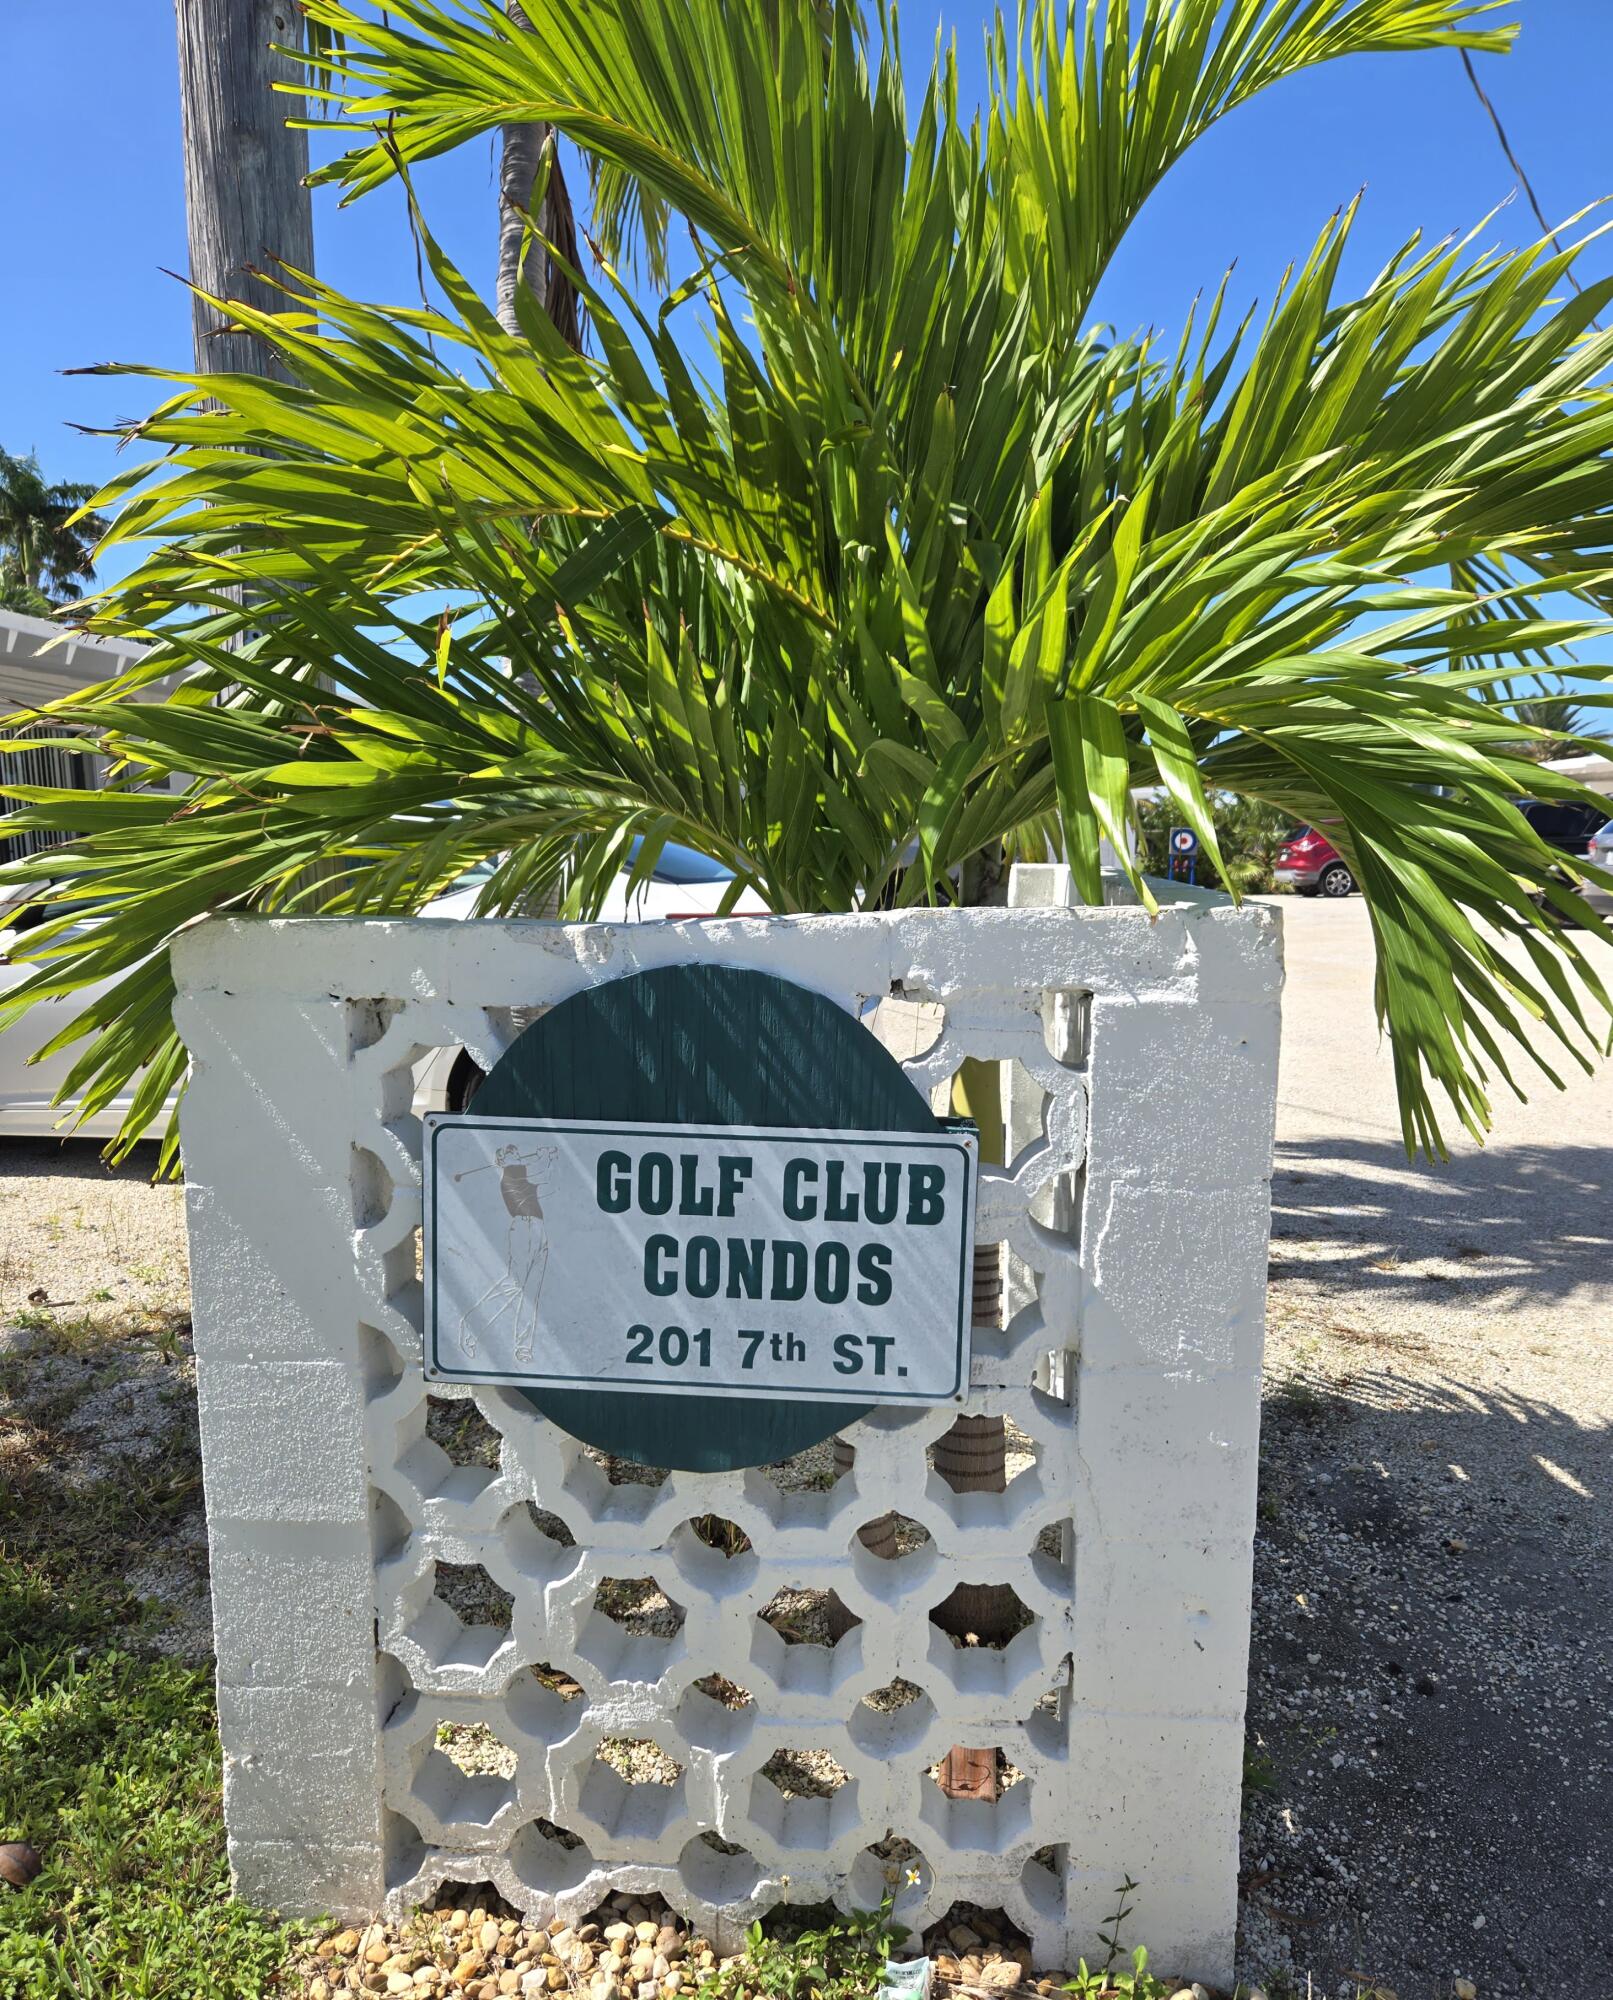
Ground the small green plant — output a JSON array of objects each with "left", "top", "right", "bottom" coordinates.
[
  {"left": 691, "top": 1513, "right": 754, "bottom": 1558},
  {"left": 0, "top": 1553, "right": 305, "bottom": 1996},
  {"left": 1343, "top": 1974, "right": 1400, "bottom": 2000},
  {"left": 1062, "top": 1879, "right": 1175, "bottom": 1998},
  {"left": 693, "top": 1890, "right": 910, "bottom": 2000},
  {"left": 1062, "top": 1945, "right": 1173, "bottom": 1997},
  {"left": 1243, "top": 1748, "right": 1278, "bottom": 1794},
  {"left": 0, "top": 1338, "right": 302, "bottom": 1994}
]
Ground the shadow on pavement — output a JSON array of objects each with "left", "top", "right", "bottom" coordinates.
[
  {"left": 0, "top": 1136, "right": 167, "bottom": 1183},
  {"left": 1270, "top": 1135, "right": 1612, "bottom": 1314},
  {"left": 1241, "top": 1364, "right": 1611, "bottom": 1998}
]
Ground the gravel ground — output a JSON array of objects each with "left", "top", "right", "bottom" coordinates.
[
  {"left": 2, "top": 900, "right": 1610, "bottom": 1999},
  {"left": 0, "top": 1136, "right": 187, "bottom": 1333},
  {"left": 1239, "top": 896, "right": 1613, "bottom": 1999}
]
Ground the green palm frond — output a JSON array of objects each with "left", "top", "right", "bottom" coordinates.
[
  {"left": 5, "top": 0, "right": 1613, "bottom": 1169},
  {"left": 988, "top": 0, "right": 1517, "bottom": 337}
]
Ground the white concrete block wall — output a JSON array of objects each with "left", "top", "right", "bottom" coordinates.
[
  {"left": 176, "top": 991, "right": 391, "bottom": 1915},
  {"left": 174, "top": 883, "right": 1281, "bottom": 1984}
]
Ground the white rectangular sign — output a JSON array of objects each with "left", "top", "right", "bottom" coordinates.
[{"left": 422, "top": 1117, "right": 977, "bottom": 1404}]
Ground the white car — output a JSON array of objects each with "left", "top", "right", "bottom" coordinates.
[{"left": 0, "top": 842, "right": 767, "bottom": 1139}]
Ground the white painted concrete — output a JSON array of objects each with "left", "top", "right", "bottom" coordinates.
[{"left": 174, "top": 879, "right": 1281, "bottom": 1982}]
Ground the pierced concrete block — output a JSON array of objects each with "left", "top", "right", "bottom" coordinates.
[
  {"left": 177, "top": 886, "right": 1279, "bottom": 1986},
  {"left": 224, "top": 1836, "right": 385, "bottom": 1924},
  {"left": 219, "top": 1683, "right": 388, "bottom": 1848},
  {"left": 1081, "top": 1179, "right": 1273, "bottom": 1375}
]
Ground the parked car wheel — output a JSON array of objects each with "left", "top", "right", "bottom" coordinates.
[{"left": 1319, "top": 861, "right": 1355, "bottom": 898}]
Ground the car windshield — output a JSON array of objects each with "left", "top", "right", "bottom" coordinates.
[
  {"left": 442, "top": 844, "right": 735, "bottom": 897},
  {"left": 443, "top": 858, "right": 500, "bottom": 895},
  {"left": 0, "top": 882, "right": 108, "bottom": 935},
  {"left": 1517, "top": 798, "right": 1604, "bottom": 840},
  {"left": 628, "top": 836, "right": 734, "bottom": 886}
]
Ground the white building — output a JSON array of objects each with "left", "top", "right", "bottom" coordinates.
[
  {"left": 1541, "top": 750, "right": 1613, "bottom": 798},
  {"left": 0, "top": 608, "right": 149, "bottom": 865}
]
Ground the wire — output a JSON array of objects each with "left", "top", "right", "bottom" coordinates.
[{"left": 1460, "top": 50, "right": 1588, "bottom": 299}]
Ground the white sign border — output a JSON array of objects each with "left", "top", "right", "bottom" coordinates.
[{"left": 421, "top": 1114, "right": 978, "bottom": 1405}]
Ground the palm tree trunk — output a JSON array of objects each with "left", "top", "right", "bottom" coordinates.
[
  {"left": 497, "top": 4, "right": 581, "bottom": 349},
  {"left": 918, "top": 1244, "right": 1011, "bottom": 1602},
  {"left": 931, "top": 845, "right": 1016, "bottom": 1623},
  {"left": 497, "top": 105, "right": 551, "bottom": 339},
  {"left": 496, "top": 0, "right": 581, "bottom": 921},
  {"left": 173, "top": 0, "right": 324, "bottom": 808},
  {"left": 825, "top": 853, "right": 1016, "bottom": 1791}
]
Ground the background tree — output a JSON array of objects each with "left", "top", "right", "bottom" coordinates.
[
  {"left": 1485, "top": 692, "right": 1592, "bottom": 764},
  {"left": 1136, "top": 793, "right": 1296, "bottom": 895},
  {"left": 0, "top": 451, "right": 108, "bottom": 611}
]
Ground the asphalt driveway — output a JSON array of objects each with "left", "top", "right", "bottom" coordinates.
[{"left": 1238, "top": 894, "right": 1613, "bottom": 1999}]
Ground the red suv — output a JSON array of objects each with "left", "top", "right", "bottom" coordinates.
[{"left": 1275, "top": 826, "right": 1356, "bottom": 898}]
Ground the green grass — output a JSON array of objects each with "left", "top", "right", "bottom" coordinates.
[
  {"left": 0, "top": 1348, "right": 301, "bottom": 1998},
  {"left": 0, "top": 1552, "right": 298, "bottom": 1996}
]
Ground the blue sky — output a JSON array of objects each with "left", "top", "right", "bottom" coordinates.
[{"left": 6, "top": 1, "right": 1613, "bottom": 628}]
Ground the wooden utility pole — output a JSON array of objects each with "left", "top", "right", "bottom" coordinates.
[{"left": 174, "top": 0, "right": 315, "bottom": 380}]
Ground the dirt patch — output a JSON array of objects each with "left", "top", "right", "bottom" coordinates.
[
  {"left": 0, "top": 1138, "right": 188, "bottom": 1335},
  {"left": 0, "top": 1140, "right": 208, "bottom": 1665}
]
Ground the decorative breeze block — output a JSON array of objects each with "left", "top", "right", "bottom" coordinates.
[{"left": 174, "top": 867, "right": 1281, "bottom": 1986}]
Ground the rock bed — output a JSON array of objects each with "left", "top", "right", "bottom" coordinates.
[
  {"left": 917, "top": 1907, "right": 1043, "bottom": 1992},
  {"left": 292, "top": 1890, "right": 1191, "bottom": 2000},
  {"left": 297, "top": 1894, "right": 698, "bottom": 2000}
]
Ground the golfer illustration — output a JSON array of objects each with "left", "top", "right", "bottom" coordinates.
[{"left": 450, "top": 1143, "right": 558, "bottom": 1365}]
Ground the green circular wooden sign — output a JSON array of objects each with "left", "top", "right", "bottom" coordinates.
[{"left": 469, "top": 962, "right": 945, "bottom": 1473}]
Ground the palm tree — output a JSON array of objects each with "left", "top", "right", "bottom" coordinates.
[
  {"left": 496, "top": 3, "right": 582, "bottom": 348},
  {"left": 5, "top": 0, "right": 1613, "bottom": 1193},
  {"left": 0, "top": 451, "right": 107, "bottom": 606},
  {"left": 1487, "top": 693, "right": 1592, "bottom": 764}
]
